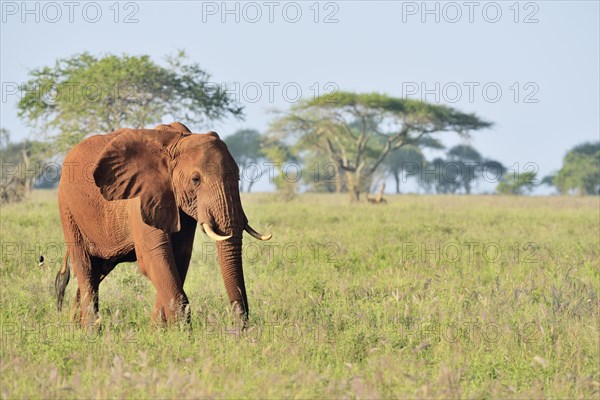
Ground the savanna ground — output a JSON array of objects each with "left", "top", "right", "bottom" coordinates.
[{"left": 0, "top": 190, "right": 598, "bottom": 399}]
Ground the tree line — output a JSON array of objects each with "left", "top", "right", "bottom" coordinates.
[
  {"left": 2, "top": 52, "right": 598, "bottom": 203},
  {"left": 223, "top": 127, "right": 598, "bottom": 198}
]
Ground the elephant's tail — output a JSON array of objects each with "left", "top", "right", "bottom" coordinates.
[{"left": 55, "top": 251, "right": 71, "bottom": 311}]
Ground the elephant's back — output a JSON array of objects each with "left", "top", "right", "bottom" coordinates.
[
  {"left": 63, "top": 130, "right": 124, "bottom": 168},
  {"left": 60, "top": 130, "right": 128, "bottom": 189}
]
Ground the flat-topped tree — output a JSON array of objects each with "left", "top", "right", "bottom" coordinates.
[
  {"left": 271, "top": 91, "right": 492, "bottom": 201},
  {"left": 384, "top": 136, "right": 444, "bottom": 194}
]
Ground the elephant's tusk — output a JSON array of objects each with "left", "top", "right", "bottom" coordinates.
[
  {"left": 202, "top": 223, "right": 232, "bottom": 241},
  {"left": 245, "top": 224, "right": 272, "bottom": 241}
]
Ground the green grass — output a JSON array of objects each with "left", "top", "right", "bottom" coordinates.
[{"left": 1, "top": 191, "right": 599, "bottom": 398}]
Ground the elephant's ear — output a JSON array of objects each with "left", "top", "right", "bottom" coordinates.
[{"left": 93, "top": 131, "right": 180, "bottom": 233}]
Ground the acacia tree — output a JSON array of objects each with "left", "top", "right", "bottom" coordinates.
[
  {"left": 445, "top": 144, "right": 483, "bottom": 194},
  {"left": 446, "top": 144, "right": 506, "bottom": 194},
  {"left": 260, "top": 139, "right": 299, "bottom": 200},
  {"left": 301, "top": 149, "right": 348, "bottom": 193},
  {"left": 0, "top": 129, "right": 52, "bottom": 203},
  {"left": 384, "top": 137, "right": 443, "bottom": 194},
  {"left": 270, "top": 92, "right": 492, "bottom": 201},
  {"left": 17, "top": 51, "right": 243, "bottom": 152},
  {"left": 497, "top": 171, "right": 538, "bottom": 195},
  {"left": 223, "top": 129, "right": 268, "bottom": 192},
  {"left": 416, "top": 145, "right": 505, "bottom": 194},
  {"left": 553, "top": 142, "right": 600, "bottom": 195}
]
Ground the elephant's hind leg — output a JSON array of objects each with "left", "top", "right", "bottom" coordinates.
[
  {"left": 69, "top": 266, "right": 112, "bottom": 323},
  {"left": 71, "top": 253, "right": 103, "bottom": 328},
  {"left": 59, "top": 208, "right": 100, "bottom": 327},
  {"left": 69, "top": 289, "right": 80, "bottom": 322}
]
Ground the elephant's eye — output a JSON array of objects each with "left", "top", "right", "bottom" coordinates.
[{"left": 191, "top": 174, "right": 201, "bottom": 185}]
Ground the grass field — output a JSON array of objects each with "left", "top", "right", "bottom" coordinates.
[{"left": 1, "top": 190, "right": 598, "bottom": 399}]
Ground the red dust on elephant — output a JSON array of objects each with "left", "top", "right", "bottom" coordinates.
[{"left": 55, "top": 122, "right": 271, "bottom": 328}]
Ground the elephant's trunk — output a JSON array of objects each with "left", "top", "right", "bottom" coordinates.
[
  {"left": 209, "top": 181, "right": 249, "bottom": 321},
  {"left": 216, "top": 236, "right": 248, "bottom": 320}
]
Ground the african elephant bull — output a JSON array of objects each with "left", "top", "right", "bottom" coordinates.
[{"left": 55, "top": 122, "right": 270, "bottom": 327}]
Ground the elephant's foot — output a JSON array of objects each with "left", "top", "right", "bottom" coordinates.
[
  {"left": 69, "top": 304, "right": 102, "bottom": 331},
  {"left": 151, "top": 294, "right": 191, "bottom": 326},
  {"left": 69, "top": 289, "right": 81, "bottom": 323},
  {"left": 83, "top": 313, "right": 102, "bottom": 332},
  {"left": 74, "top": 290, "right": 101, "bottom": 330}
]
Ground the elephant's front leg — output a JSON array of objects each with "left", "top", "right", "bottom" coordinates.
[
  {"left": 131, "top": 221, "right": 189, "bottom": 324},
  {"left": 170, "top": 211, "right": 197, "bottom": 285}
]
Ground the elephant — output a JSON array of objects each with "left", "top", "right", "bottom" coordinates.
[{"left": 54, "top": 122, "right": 271, "bottom": 327}]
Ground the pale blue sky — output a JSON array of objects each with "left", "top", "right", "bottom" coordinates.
[{"left": 1, "top": 1, "right": 599, "bottom": 192}]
